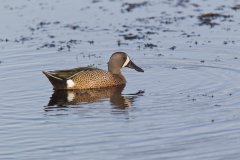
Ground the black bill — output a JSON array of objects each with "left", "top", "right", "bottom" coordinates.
[{"left": 126, "top": 60, "right": 144, "bottom": 72}]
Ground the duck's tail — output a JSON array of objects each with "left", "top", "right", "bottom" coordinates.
[{"left": 42, "top": 71, "right": 67, "bottom": 89}]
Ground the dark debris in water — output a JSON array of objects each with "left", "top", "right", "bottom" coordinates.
[
  {"left": 1, "top": 1, "right": 239, "bottom": 57},
  {"left": 81, "top": 54, "right": 101, "bottom": 59},
  {"left": 28, "top": 21, "right": 60, "bottom": 31},
  {"left": 231, "top": 4, "right": 240, "bottom": 10},
  {"left": 64, "top": 24, "right": 91, "bottom": 32},
  {"left": 223, "top": 40, "right": 235, "bottom": 45},
  {"left": 136, "top": 15, "right": 186, "bottom": 25},
  {"left": 0, "top": 36, "right": 35, "bottom": 44},
  {"left": 68, "top": 39, "right": 82, "bottom": 45},
  {"left": 38, "top": 21, "right": 51, "bottom": 27},
  {"left": 169, "top": 46, "right": 176, "bottom": 50},
  {"left": 198, "top": 13, "right": 232, "bottom": 27},
  {"left": 92, "top": 0, "right": 101, "bottom": 3},
  {"left": 117, "top": 40, "right": 128, "bottom": 46},
  {"left": 144, "top": 43, "right": 158, "bottom": 49},
  {"left": 36, "top": 21, "right": 60, "bottom": 30},
  {"left": 199, "top": 13, "right": 231, "bottom": 20},
  {"left": 136, "top": 16, "right": 156, "bottom": 24},
  {"left": 121, "top": 1, "right": 148, "bottom": 12},
  {"left": 38, "top": 43, "right": 56, "bottom": 50},
  {"left": 145, "top": 31, "right": 158, "bottom": 35},
  {"left": 0, "top": 38, "right": 10, "bottom": 42},
  {"left": 201, "top": 94, "right": 214, "bottom": 98},
  {"left": 181, "top": 32, "right": 200, "bottom": 38},
  {"left": 48, "top": 35, "right": 55, "bottom": 39},
  {"left": 65, "top": 24, "right": 80, "bottom": 30},
  {"left": 156, "top": 53, "right": 164, "bottom": 57},
  {"left": 14, "top": 36, "right": 34, "bottom": 43},
  {"left": 53, "top": 21, "right": 61, "bottom": 25},
  {"left": 175, "top": 0, "right": 189, "bottom": 7},
  {"left": 121, "top": 33, "right": 145, "bottom": 40},
  {"left": 37, "top": 39, "right": 82, "bottom": 51},
  {"left": 88, "top": 40, "right": 94, "bottom": 45}
]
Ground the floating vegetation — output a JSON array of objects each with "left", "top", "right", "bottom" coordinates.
[
  {"left": 121, "top": 1, "right": 148, "bottom": 12},
  {"left": 198, "top": 13, "right": 232, "bottom": 27}
]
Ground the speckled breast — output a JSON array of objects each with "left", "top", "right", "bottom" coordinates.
[{"left": 70, "top": 70, "right": 126, "bottom": 89}]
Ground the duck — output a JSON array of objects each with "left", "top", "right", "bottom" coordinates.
[{"left": 42, "top": 52, "right": 144, "bottom": 90}]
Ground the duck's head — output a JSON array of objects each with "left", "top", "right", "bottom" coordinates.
[{"left": 108, "top": 52, "right": 144, "bottom": 74}]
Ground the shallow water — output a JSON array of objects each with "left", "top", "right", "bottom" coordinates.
[{"left": 1, "top": 0, "right": 240, "bottom": 159}]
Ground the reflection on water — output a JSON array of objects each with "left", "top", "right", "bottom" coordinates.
[{"left": 45, "top": 85, "right": 144, "bottom": 111}]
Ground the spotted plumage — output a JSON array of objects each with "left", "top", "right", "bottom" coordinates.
[{"left": 43, "top": 52, "right": 144, "bottom": 90}]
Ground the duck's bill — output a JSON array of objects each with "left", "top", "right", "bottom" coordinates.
[{"left": 126, "top": 60, "right": 144, "bottom": 72}]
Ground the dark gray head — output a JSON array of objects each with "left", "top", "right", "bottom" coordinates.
[{"left": 108, "top": 52, "right": 144, "bottom": 74}]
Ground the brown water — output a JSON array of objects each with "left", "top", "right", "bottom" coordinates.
[{"left": 1, "top": 0, "right": 240, "bottom": 159}]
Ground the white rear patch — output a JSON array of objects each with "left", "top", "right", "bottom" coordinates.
[
  {"left": 67, "top": 92, "right": 75, "bottom": 101},
  {"left": 67, "top": 79, "right": 75, "bottom": 88},
  {"left": 122, "top": 56, "right": 130, "bottom": 67}
]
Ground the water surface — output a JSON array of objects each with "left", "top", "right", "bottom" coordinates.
[{"left": 1, "top": 0, "right": 240, "bottom": 159}]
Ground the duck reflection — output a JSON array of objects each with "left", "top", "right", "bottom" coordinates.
[{"left": 45, "top": 85, "right": 144, "bottom": 110}]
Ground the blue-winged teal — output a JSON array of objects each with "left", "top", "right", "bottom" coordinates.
[{"left": 43, "top": 52, "right": 144, "bottom": 90}]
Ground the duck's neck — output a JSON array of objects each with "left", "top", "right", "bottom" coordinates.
[
  {"left": 109, "top": 69, "right": 121, "bottom": 75},
  {"left": 108, "top": 65, "right": 126, "bottom": 83},
  {"left": 108, "top": 65, "right": 121, "bottom": 75},
  {"left": 112, "top": 71, "right": 126, "bottom": 84}
]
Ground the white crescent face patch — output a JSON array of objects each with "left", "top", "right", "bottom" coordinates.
[{"left": 122, "top": 56, "right": 130, "bottom": 67}]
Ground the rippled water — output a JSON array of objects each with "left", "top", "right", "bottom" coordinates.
[{"left": 1, "top": 0, "right": 240, "bottom": 159}]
